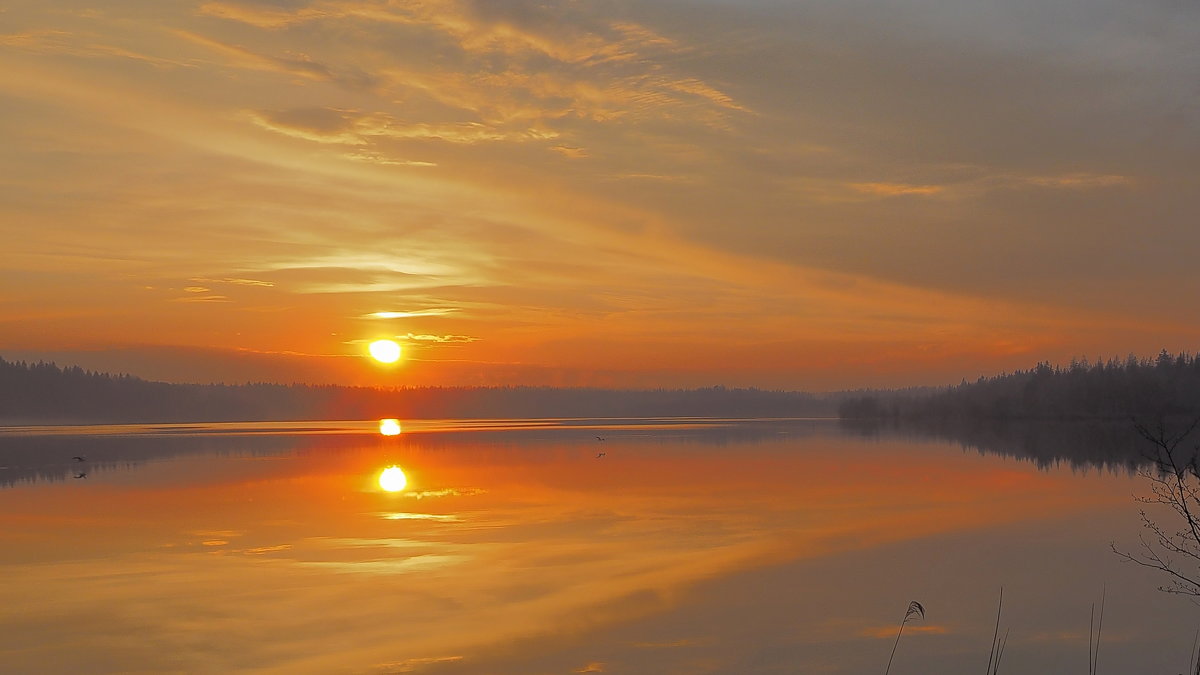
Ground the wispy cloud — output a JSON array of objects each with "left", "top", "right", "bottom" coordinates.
[
  {"left": 1021, "top": 172, "right": 1134, "bottom": 189},
  {"left": 406, "top": 488, "right": 486, "bottom": 500},
  {"left": 173, "top": 29, "right": 376, "bottom": 88},
  {"left": 551, "top": 145, "right": 589, "bottom": 159},
  {"left": 850, "top": 182, "right": 945, "bottom": 197},
  {"left": 196, "top": 0, "right": 749, "bottom": 133},
  {"left": 249, "top": 107, "right": 558, "bottom": 145},
  {"left": 191, "top": 277, "right": 276, "bottom": 288},
  {"left": 633, "top": 638, "right": 699, "bottom": 649},
  {"left": 369, "top": 656, "right": 465, "bottom": 673},
  {"left": 343, "top": 151, "right": 437, "bottom": 167},
  {"left": 0, "top": 29, "right": 195, "bottom": 68},
  {"left": 364, "top": 309, "right": 459, "bottom": 319},
  {"left": 172, "top": 294, "right": 231, "bottom": 303},
  {"left": 376, "top": 512, "right": 462, "bottom": 522},
  {"left": 399, "top": 333, "right": 479, "bottom": 344}
]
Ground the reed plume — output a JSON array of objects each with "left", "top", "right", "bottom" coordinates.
[{"left": 884, "top": 601, "right": 925, "bottom": 675}]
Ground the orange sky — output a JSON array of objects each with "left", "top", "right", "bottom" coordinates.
[{"left": 1, "top": 0, "right": 1198, "bottom": 388}]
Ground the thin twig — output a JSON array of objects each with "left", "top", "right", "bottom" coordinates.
[
  {"left": 884, "top": 615, "right": 906, "bottom": 675},
  {"left": 994, "top": 628, "right": 1009, "bottom": 675},
  {"left": 1088, "top": 602, "right": 1095, "bottom": 675},
  {"left": 1189, "top": 627, "right": 1198, "bottom": 675},
  {"left": 986, "top": 587, "right": 1003, "bottom": 675}
]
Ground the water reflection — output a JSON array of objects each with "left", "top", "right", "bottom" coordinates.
[
  {"left": 0, "top": 419, "right": 1191, "bottom": 673},
  {"left": 378, "top": 465, "right": 407, "bottom": 492},
  {"left": 379, "top": 418, "right": 402, "bottom": 436},
  {"left": 839, "top": 417, "right": 1160, "bottom": 472}
]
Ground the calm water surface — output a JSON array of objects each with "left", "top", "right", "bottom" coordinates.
[{"left": 0, "top": 418, "right": 1193, "bottom": 674}]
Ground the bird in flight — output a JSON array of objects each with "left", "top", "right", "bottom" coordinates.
[
  {"left": 72, "top": 455, "right": 87, "bottom": 462},
  {"left": 595, "top": 436, "right": 606, "bottom": 441},
  {"left": 74, "top": 471, "right": 87, "bottom": 479},
  {"left": 596, "top": 452, "right": 606, "bottom": 458}
]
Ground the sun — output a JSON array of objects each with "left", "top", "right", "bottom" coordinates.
[
  {"left": 379, "top": 465, "right": 407, "bottom": 492},
  {"left": 379, "top": 418, "right": 402, "bottom": 436},
  {"left": 368, "top": 339, "right": 402, "bottom": 364}
]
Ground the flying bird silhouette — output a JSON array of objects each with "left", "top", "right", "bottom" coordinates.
[
  {"left": 596, "top": 452, "right": 606, "bottom": 458},
  {"left": 74, "top": 471, "right": 87, "bottom": 479},
  {"left": 72, "top": 456, "right": 87, "bottom": 462}
]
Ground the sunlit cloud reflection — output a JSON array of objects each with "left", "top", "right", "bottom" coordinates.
[{"left": 377, "top": 512, "right": 460, "bottom": 522}]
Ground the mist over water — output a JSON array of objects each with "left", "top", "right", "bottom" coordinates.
[{"left": 0, "top": 418, "right": 1191, "bottom": 673}]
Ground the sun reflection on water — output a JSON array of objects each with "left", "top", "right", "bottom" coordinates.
[{"left": 378, "top": 465, "right": 407, "bottom": 492}]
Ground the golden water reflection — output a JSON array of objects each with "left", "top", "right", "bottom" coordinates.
[
  {"left": 0, "top": 421, "right": 1185, "bottom": 674},
  {"left": 378, "top": 465, "right": 407, "bottom": 492}
]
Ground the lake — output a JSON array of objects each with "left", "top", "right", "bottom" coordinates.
[{"left": 0, "top": 418, "right": 1194, "bottom": 674}]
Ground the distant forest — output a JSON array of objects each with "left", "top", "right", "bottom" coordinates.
[
  {"left": 839, "top": 350, "right": 1200, "bottom": 421},
  {"left": 0, "top": 358, "right": 837, "bottom": 424},
  {"left": 7, "top": 351, "right": 1200, "bottom": 426}
]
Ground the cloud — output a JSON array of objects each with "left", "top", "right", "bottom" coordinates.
[
  {"left": 174, "top": 29, "right": 328, "bottom": 78},
  {"left": 849, "top": 182, "right": 945, "bottom": 197},
  {"left": 199, "top": 0, "right": 689, "bottom": 66},
  {"left": 198, "top": 1, "right": 333, "bottom": 29},
  {"left": 0, "top": 30, "right": 195, "bottom": 69},
  {"left": 369, "top": 656, "right": 465, "bottom": 673},
  {"left": 247, "top": 107, "right": 366, "bottom": 144},
  {"left": 0, "top": 29, "right": 71, "bottom": 48},
  {"left": 190, "top": 278, "right": 276, "bottom": 287},
  {"left": 195, "top": 0, "right": 749, "bottom": 131},
  {"left": 172, "top": 294, "right": 231, "bottom": 303},
  {"left": 376, "top": 513, "right": 461, "bottom": 522},
  {"left": 1021, "top": 172, "right": 1134, "bottom": 190},
  {"left": 249, "top": 107, "right": 558, "bottom": 145},
  {"left": 364, "top": 309, "right": 459, "bottom": 319},
  {"left": 632, "top": 638, "right": 698, "bottom": 648},
  {"left": 240, "top": 544, "right": 294, "bottom": 555},
  {"left": 552, "top": 145, "right": 589, "bottom": 159},
  {"left": 399, "top": 333, "right": 479, "bottom": 343},
  {"left": 173, "top": 29, "right": 376, "bottom": 88},
  {"left": 405, "top": 488, "right": 486, "bottom": 499},
  {"left": 824, "top": 169, "right": 1132, "bottom": 203},
  {"left": 343, "top": 151, "right": 437, "bottom": 167},
  {"left": 191, "top": 529, "right": 244, "bottom": 538},
  {"left": 253, "top": 258, "right": 479, "bottom": 294}
]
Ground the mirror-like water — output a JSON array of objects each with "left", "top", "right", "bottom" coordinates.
[{"left": 0, "top": 419, "right": 1190, "bottom": 674}]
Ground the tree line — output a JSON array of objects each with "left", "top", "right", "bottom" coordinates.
[
  {"left": 0, "top": 357, "right": 839, "bottom": 423},
  {"left": 839, "top": 350, "right": 1200, "bottom": 421}
]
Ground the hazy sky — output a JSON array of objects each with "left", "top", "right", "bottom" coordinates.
[{"left": 2, "top": 0, "right": 1198, "bottom": 388}]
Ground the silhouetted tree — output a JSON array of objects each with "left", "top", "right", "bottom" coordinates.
[
  {"left": 839, "top": 351, "right": 1200, "bottom": 422},
  {"left": 1112, "top": 418, "right": 1200, "bottom": 596}
]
